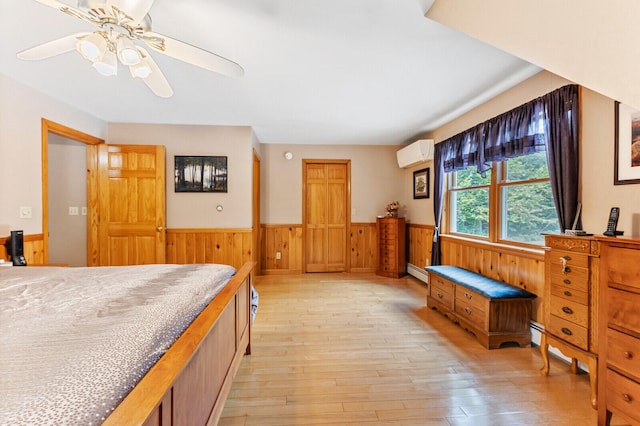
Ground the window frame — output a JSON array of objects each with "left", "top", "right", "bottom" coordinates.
[{"left": 446, "top": 154, "right": 557, "bottom": 248}]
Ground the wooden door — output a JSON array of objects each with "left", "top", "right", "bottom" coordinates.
[
  {"left": 96, "top": 144, "right": 166, "bottom": 266},
  {"left": 303, "top": 160, "right": 350, "bottom": 272}
]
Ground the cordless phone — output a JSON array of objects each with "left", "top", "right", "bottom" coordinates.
[{"left": 603, "top": 207, "right": 623, "bottom": 236}]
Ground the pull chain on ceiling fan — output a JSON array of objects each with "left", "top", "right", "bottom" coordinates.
[{"left": 17, "top": 0, "right": 244, "bottom": 97}]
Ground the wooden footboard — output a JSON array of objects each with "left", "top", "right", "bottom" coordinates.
[{"left": 102, "top": 261, "right": 255, "bottom": 426}]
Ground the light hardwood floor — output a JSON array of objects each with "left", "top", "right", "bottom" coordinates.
[{"left": 220, "top": 273, "right": 625, "bottom": 426}]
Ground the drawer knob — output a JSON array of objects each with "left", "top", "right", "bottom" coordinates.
[
  {"left": 561, "top": 327, "right": 573, "bottom": 336},
  {"left": 437, "top": 292, "right": 444, "bottom": 299},
  {"left": 563, "top": 279, "right": 572, "bottom": 285},
  {"left": 465, "top": 307, "right": 472, "bottom": 315},
  {"left": 623, "top": 393, "right": 633, "bottom": 403},
  {"left": 564, "top": 291, "right": 572, "bottom": 297},
  {"left": 560, "top": 256, "right": 571, "bottom": 273},
  {"left": 624, "top": 351, "right": 634, "bottom": 360},
  {"left": 562, "top": 306, "right": 574, "bottom": 315},
  {"left": 465, "top": 292, "right": 472, "bottom": 300}
]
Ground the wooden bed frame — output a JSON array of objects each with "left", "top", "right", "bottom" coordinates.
[{"left": 102, "top": 261, "right": 255, "bottom": 426}]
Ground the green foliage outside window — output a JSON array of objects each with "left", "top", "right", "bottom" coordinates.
[{"left": 450, "top": 151, "right": 560, "bottom": 245}]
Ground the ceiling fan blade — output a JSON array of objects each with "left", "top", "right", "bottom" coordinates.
[
  {"left": 143, "top": 31, "right": 244, "bottom": 78},
  {"left": 136, "top": 47, "right": 173, "bottom": 98},
  {"left": 106, "top": 0, "right": 154, "bottom": 25},
  {"left": 17, "top": 32, "right": 90, "bottom": 60}
]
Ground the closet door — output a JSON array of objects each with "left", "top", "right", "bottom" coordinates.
[
  {"left": 96, "top": 144, "right": 166, "bottom": 265},
  {"left": 303, "top": 160, "right": 350, "bottom": 272}
]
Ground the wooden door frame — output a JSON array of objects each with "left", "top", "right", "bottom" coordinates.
[
  {"left": 302, "top": 159, "right": 351, "bottom": 273},
  {"left": 41, "top": 119, "right": 104, "bottom": 264},
  {"left": 252, "top": 149, "right": 261, "bottom": 275}
]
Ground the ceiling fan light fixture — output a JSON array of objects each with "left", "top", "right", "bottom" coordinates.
[
  {"left": 92, "top": 49, "right": 118, "bottom": 76},
  {"left": 129, "top": 60, "right": 152, "bottom": 79},
  {"left": 77, "top": 33, "right": 106, "bottom": 61},
  {"left": 116, "top": 36, "right": 141, "bottom": 66}
]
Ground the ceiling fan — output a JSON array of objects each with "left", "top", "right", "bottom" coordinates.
[{"left": 17, "top": 0, "right": 244, "bottom": 97}]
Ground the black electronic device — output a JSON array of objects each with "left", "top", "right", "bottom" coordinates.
[
  {"left": 603, "top": 207, "right": 623, "bottom": 236},
  {"left": 5, "top": 230, "right": 27, "bottom": 266}
]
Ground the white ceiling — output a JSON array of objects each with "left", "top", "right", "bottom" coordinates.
[{"left": 0, "top": 0, "right": 540, "bottom": 145}]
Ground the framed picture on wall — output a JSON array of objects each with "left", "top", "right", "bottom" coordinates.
[
  {"left": 614, "top": 101, "right": 640, "bottom": 185},
  {"left": 413, "top": 167, "right": 429, "bottom": 199},
  {"left": 174, "top": 155, "right": 228, "bottom": 192}
]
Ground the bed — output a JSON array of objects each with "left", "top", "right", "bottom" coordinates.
[{"left": 0, "top": 261, "right": 255, "bottom": 425}]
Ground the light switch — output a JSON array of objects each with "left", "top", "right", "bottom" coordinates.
[
  {"left": 69, "top": 206, "right": 79, "bottom": 216},
  {"left": 81, "top": 207, "right": 87, "bottom": 216},
  {"left": 19, "top": 206, "right": 32, "bottom": 218}
]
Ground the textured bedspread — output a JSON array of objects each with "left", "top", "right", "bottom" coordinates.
[{"left": 0, "top": 263, "right": 236, "bottom": 425}]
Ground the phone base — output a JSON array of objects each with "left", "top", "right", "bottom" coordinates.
[{"left": 603, "top": 230, "right": 624, "bottom": 237}]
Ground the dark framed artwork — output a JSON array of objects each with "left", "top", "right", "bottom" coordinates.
[
  {"left": 614, "top": 101, "right": 640, "bottom": 185},
  {"left": 413, "top": 167, "right": 429, "bottom": 199},
  {"left": 174, "top": 155, "right": 228, "bottom": 192}
]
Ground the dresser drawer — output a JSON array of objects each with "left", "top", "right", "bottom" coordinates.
[
  {"left": 607, "top": 328, "right": 640, "bottom": 381},
  {"left": 605, "top": 246, "right": 640, "bottom": 293},
  {"left": 605, "top": 368, "right": 640, "bottom": 424},
  {"left": 549, "top": 295, "right": 588, "bottom": 327},
  {"left": 550, "top": 284, "right": 588, "bottom": 305},
  {"left": 549, "top": 251, "right": 590, "bottom": 268},
  {"left": 455, "top": 300, "right": 487, "bottom": 330},
  {"left": 550, "top": 272, "right": 589, "bottom": 293},
  {"left": 608, "top": 288, "right": 640, "bottom": 335},
  {"left": 456, "top": 286, "right": 489, "bottom": 311},
  {"left": 549, "top": 263, "right": 589, "bottom": 281},
  {"left": 548, "top": 314, "right": 588, "bottom": 350}
]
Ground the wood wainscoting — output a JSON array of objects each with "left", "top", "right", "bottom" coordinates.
[
  {"left": 439, "top": 234, "right": 545, "bottom": 323},
  {"left": 0, "top": 233, "right": 46, "bottom": 265},
  {"left": 407, "top": 223, "right": 434, "bottom": 271},
  {"left": 261, "top": 222, "right": 433, "bottom": 276},
  {"left": 260, "top": 223, "right": 379, "bottom": 275},
  {"left": 165, "top": 228, "right": 253, "bottom": 271}
]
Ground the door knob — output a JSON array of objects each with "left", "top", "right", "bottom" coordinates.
[{"left": 156, "top": 226, "right": 164, "bottom": 232}]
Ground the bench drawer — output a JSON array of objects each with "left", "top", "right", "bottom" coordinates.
[
  {"left": 456, "top": 286, "right": 489, "bottom": 311},
  {"left": 455, "top": 300, "right": 487, "bottom": 330},
  {"left": 430, "top": 276, "right": 454, "bottom": 310}
]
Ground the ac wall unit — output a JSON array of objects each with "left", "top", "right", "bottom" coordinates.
[{"left": 396, "top": 139, "right": 434, "bottom": 168}]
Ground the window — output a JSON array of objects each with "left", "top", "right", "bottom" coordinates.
[{"left": 449, "top": 150, "right": 559, "bottom": 246}]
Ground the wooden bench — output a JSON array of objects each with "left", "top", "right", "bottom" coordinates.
[{"left": 425, "top": 265, "right": 537, "bottom": 349}]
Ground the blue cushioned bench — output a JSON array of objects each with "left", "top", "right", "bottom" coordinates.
[{"left": 425, "top": 265, "right": 537, "bottom": 349}]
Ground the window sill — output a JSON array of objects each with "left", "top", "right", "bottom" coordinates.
[{"left": 440, "top": 234, "right": 545, "bottom": 260}]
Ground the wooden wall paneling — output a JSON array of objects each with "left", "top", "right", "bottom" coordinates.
[
  {"left": 407, "top": 224, "right": 434, "bottom": 269},
  {"left": 350, "top": 223, "right": 376, "bottom": 272},
  {"left": 0, "top": 234, "right": 46, "bottom": 265},
  {"left": 260, "top": 224, "right": 303, "bottom": 274},
  {"left": 165, "top": 229, "right": 252, "bottom": 270}
]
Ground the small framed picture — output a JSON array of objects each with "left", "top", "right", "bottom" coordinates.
[{"left": 413, "top": 167, "right": 429, "bottom": 199}]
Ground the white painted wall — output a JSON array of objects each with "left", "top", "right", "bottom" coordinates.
[
  {"left": 0, "top": 74, "right": 106, "bottom": 238},
  {"left": 107, "top": 123, "right": 254, "bottom": 229}
]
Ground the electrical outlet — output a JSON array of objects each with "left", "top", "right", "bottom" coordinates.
[
  {"left": 19, "top": 206, "right": 32, "bottom": 218},
  {"left": 276, "top": 251, "right": 281, "bottom": 260}
]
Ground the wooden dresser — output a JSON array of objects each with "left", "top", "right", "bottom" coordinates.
[
  {"left": 597, "top": 236, "right": 640, "bottom": 425},
  {"left": 376, "top": 217, "right": 406, "bottom": 278},
  {"left": 540, "top": 234, "right": 600, "bottom": 409}
]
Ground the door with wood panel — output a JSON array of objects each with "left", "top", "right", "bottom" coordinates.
[
  {"left": 303, "top": 160, "right": 350, "bottom": 272},
  {"left": 96, "top": 144, "right": 166, "bottom": 265}
]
